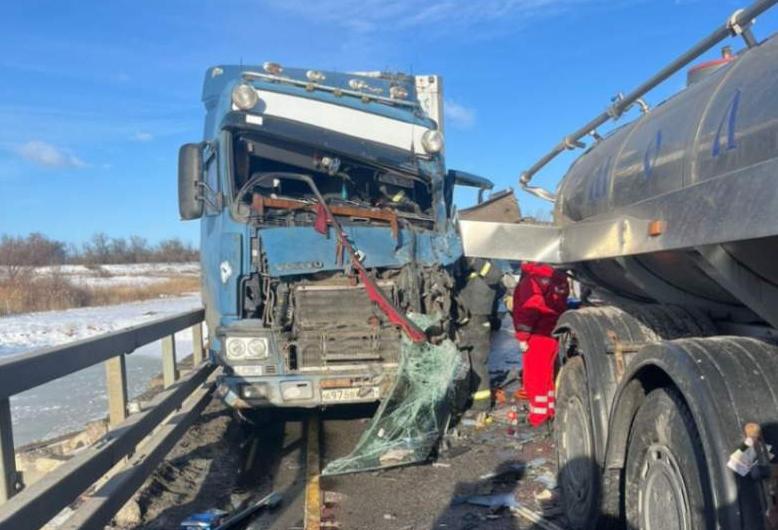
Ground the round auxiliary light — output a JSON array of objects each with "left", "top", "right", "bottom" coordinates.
[
  {"left": 231, "top": 83, "right": 258, "bottom": 110},
  {"left": 421, "top": 130, "right": 444, "bottom": 154},
  {"left": 263, "top": 61, "right": 283, "bottom": 75},
  {"left": 306, "top": 70, "right": 326, "bottom": 82},
  {"left": 247, "top": 338, "right": 268, "bottom": 359},
  {"left": 226, "top": 338, "right": 247, "bottom": 359},
  {"left": 390, "top": 85, "right": 408, "bottom": 99},
  {"left": 348, "top": 78, "right": 368, "bottom": 91}
]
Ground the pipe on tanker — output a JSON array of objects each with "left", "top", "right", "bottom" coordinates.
[{"left": 519, "top": 0, "right": 778, "bottom": 200}]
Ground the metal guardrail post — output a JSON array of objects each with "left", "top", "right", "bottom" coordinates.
[
  {"left": 0, "top": 398, "right": 18, "bottom": 503},
  {"left": 192, "top": 323, "right": 204, "bottom": 366},
  {"left": 104, "top": 355, "right": 128, "bottom": 427},
  {"left": 161, "top": 335, "right": 178, "bottom": 388}
]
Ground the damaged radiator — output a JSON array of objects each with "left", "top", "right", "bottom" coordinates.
[{"left": 293, "top": 282, "right": 402, "bottom": 369}]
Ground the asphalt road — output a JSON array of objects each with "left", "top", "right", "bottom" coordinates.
[
  {"left": 118, "top": 391, "right": 564, "bottom": 530},
  {"left": 117, "top": 319, "right": 564, "bottom": 529}
]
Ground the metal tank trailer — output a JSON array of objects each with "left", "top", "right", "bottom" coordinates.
[{"left": 460, "top": 1, "right": 778, "bottom": 528}]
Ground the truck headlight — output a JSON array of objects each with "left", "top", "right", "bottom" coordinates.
[
  {"left": 225, "top": 337, "right": 270, "bottom": 360},
  {"left": 226, "top": 337, "right": 247, "bottom": 360},
  {"left": 421, "top": 130, "right": 444, "bottom": 154},
  {"left": 231, "top": 83, "right": 258, "bottom": 110},
  {"left": 247, "top": 338, "right": 269, "bottom": 359}
]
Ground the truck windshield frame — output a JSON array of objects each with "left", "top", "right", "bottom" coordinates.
[{"left": 227, "top": 130, "right": 439, "bottom": 225}]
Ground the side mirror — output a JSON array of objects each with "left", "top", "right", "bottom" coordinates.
[
  {"left": 178, "top": 143, "right": 204, "bottom": 220},
  {"left": 448, "top": 169, "right": 494, "bottom": 204}
]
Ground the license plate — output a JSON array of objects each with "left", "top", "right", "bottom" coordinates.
[
  {"left": 321, "top": 386, "right": 380, "bottom": 403},
  {"left": 233, "top": 365, "right": 264, "bottom": 376}
]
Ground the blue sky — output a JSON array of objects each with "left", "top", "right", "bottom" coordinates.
[{"left": 1, "top": 0, "right": 775, "bottom": 244}]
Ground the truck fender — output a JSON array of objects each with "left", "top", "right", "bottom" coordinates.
[
  {"left": 555, "top": 304, "right": 715, "bottom": 463},
  {"left": 554, "top": 307, "right": 659, "bottom": 463},
  {"left": 604, "top": 337, "right": 778, "bottom": 529}
]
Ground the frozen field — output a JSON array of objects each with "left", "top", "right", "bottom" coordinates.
[
  {"left": 1, "top": 262, "right": 199, "bottom": 288},
  {"left": 0, "top": 294, "right": 203, "bottom": 446}
]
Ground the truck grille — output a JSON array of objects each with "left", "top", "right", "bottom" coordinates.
[{"left": 293, "top": 282, "right": 402, "bottom": 369}]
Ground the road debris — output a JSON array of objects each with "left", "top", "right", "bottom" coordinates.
[
  {"left": 180, "top": 510, "right": 228, "bottom": 530},
  {"left": 510, "top": 506, "right": 566, "bottom": 530},
  {"left": 454, "top": 491, "right": 521, "bottom": 510},
  {"left": 478, "top": 463, "right": 525, "bottom": 481},
  {"left": 212, "top": 492, "right": 281, "bottom": 530}
]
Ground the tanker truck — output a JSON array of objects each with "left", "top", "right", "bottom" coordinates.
[{"left": 460, "top": 1, "right": 778, "bottom": 528}]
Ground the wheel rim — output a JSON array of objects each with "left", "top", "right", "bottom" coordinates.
[
  {"left": 638, "top": 444, "right": 691, "bottom": 530},
  {"left": 560, "top": 394, "right": 595, "bottom": 523}
]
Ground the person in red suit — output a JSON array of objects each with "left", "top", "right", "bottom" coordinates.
[{"left": 512, "top": 263, "right": 570, "bottom": 427}]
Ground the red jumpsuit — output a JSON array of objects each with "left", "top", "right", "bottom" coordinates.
[{"left": 512, "top": 264, "right": 569, "bottom": 427}]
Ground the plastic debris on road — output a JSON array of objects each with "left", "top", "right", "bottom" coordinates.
[
  {"left": 180, "top": 509, "right": 228, "bottom": 530},
  {"left": 454, "top": 492, "right": 521, "bottom": 510},
  {"left": 322, "top": 313, "right": 469, "bottom": 476}
]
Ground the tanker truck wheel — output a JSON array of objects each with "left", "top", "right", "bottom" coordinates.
[
  {"left": 555, "top": 356, "right": 602, "bottom": 530},
  {"left": 625, "top": 387, "right": 713, "bottom": 530}
]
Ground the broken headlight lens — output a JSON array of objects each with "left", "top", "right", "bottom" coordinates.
[
  {"left": 421, "top": 129, "right": 444, "bottom": 154},
  {"left": 231, "top": 82, "right": 258, "bottom": 110},
  {"left": 225, "top": 337, "right": 270, "bottom": 360}
]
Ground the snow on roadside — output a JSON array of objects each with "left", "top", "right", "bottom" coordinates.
[
  {"left": 65, "top": 275, "right": 168, "bottom": 288},
  {"left": 0, "top": 294, "right": 203, "bottom": 357},
  {"left": 43, "top": 262, "right": 200, "bottom": 276},
  {"left": 0, "top": 294, "right": 205, "bottom": 446},
  {"left": 0, "top": 262, "right": 199, "bottom": 286}
]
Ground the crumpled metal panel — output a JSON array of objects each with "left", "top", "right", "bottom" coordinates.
[
  {"left": 260, "top": 225, "right": 462, "bottom": 277},
  {"left": 459, "top": 220, "right": 561, "bottom": 263}
]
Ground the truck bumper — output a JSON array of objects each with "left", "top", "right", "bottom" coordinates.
[{"left": 215, "top": 371, "right": 396, "bottom": 409}]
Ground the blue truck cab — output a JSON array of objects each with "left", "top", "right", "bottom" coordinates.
[{"left": 177, "top": 62, "right": 499, "bottom": 410}]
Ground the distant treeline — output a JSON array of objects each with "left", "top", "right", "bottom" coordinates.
[{"left": 0, "top": 233, "right": 199, "bottom": 267}]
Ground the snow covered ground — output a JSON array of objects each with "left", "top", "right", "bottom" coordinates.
[
  {"left": 0, "top": 294, "right": 203, "bottom": 446},
  {"left": 1, "top": 262, "right": 200, "bottom": 288}
]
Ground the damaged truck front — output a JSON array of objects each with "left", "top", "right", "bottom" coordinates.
[{"left": 178, "top": 62, "right": 500, "bottom": 411}]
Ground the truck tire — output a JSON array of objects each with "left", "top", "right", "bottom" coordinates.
[
  {"left": 625, "top": 387, "right": 713, "bottom": 530},
  {"left": 556, "top": 356, "right": 608, "bottom": 530}
]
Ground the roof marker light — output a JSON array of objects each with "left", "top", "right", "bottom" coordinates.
[
  {"left": 349, "top": 78, "right": 368, "bottom": 91},
  {"left": 390, "top": 86, "right": 408, "bottom": 99},
  {"left": 306, "top": 70, "right": 326, "bottom": 82},
  {"left": 263, "top": 61, "right": 283, "bottom": 75}
]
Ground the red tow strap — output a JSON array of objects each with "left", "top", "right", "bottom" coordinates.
[
  {"left": 314, "top": 200, "right": 427, "bottom": 343},
  {"left": 353, "top": 256, "right": 427, "bottom": 343}
]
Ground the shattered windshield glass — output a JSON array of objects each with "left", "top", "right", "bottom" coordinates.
[{"left": 323, "top": 313, "right": 469, "bottom": 476}]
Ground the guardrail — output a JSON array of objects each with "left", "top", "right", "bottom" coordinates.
[{"left": 0, "top": 308, "right": 215, "bottom": 530}]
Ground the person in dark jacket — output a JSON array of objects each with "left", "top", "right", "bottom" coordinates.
[{"left": 459, "top": 257, "right": 503, "bottom": 413}]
